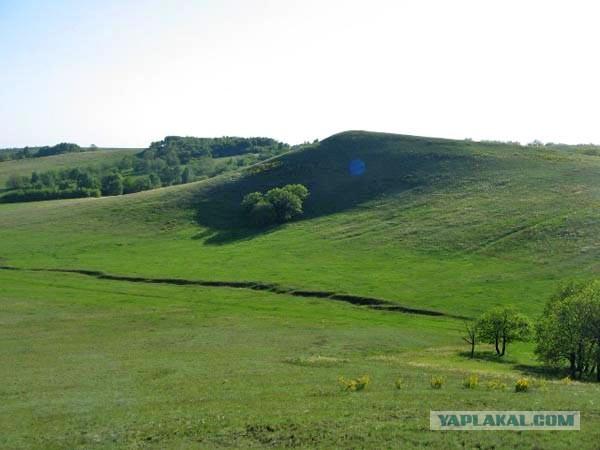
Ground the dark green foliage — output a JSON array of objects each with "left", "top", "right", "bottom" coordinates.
[
  {"left": 123, "top": 175, "right": 153, "bottom": 194},
  {"left": 140, "top": 136, "right": 288, "bottom": 164},
  {"left": 0, "top": 188, "right": 100, "bottom": 203},
  {"left": 101, "top": 173, "right": 124, "bottom": 196},
  {"left": 242, "top": 184, "right": 309, "bottom": 226},
  {"left": 535, "top": 281, "right": 600, "bottom": 380},
  {"left": 36, "top": 143, "right": 82, "bottom": 158},
  {"left": 2, "top": 136, "right": 289, "bottom": 203},
  {"left": 182, "top": 167, "right": 193, "bottom": 184},
  {"left": 149, "top": 173, "right": 161, "bottom": 188}
]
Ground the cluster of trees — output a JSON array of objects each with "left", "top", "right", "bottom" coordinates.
[
  {"left": 463, "top": 281, "right": 600, "bottom": 382},
  {"left": 241, "top": 184, "right": 309, "bottom": 226},
  {"left": 535, "top": 281, "right": 600, "bottom": 381},
  {"left": 463, "top": 306, "right": 531, "bottom": 358},
  {"left": 140, "top": 136, "right": 288, "bottom": 165},
  {"left": 0, "top": 143, "right": 85, "bottom": 161},
  {"left": 2, "top": 136, "right": 291, "bottom": 203},
  {"left": 2, "top": 167, "right": 162, "bottom": 203}
]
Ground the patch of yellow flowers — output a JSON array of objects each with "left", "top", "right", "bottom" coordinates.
[
  {"left": 462, "top": 375, "right": 479, "bottom": 389},
  {"left": 338, "top": 375, "right": 371, "bottom": 391},
  {"left": 515, "top": 377, "right": 529, "bottom": 392}
]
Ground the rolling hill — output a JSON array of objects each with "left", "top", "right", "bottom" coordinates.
[
  {"left": 2, "top": 131, "right": 600, "bottom": 449},
  {"left": 2, "top": 131, "right": 599, "bottom": 316}
]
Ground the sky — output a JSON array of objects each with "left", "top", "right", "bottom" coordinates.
[{"left": 1, "top": 0, "right": 599, "bottom": 148}]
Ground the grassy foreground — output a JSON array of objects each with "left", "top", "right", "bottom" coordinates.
[
  {"left": 2, "top": 269, "right": 600, "bottom": 449},
  {"left": 2, "top": 131, "right": 600, "bottom": 448}
]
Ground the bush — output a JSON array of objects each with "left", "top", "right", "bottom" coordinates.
[
  {"left": 515, "top": 377, "right": 529, "bottom": 392},
  {"left": 394, "top": 378, "right": 405, "bottom": 390},
  {"left": 338, "top": 375, "right": 371, "bottom": 392},
  {"left": 463, "top": 375, "right": 479, "bottom": 389},
  {"left": 242, "top": 184, "right": 309, "bottom": 226},
  {"left": 561, "top": 376, "right": 573, "bottom": 385},
  {"left": 430, "top": 376, "right": 446, "bottom": 389}
]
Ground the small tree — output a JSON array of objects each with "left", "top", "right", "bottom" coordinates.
[
  {"left": 241, "top": 184, "right": 309, "bottom": 226},
  {"left": 462, "top": 321, "right": 478, "bottom": 358},
  {"left": 477, "top": 306, "right": 530, "bottom": 356}
]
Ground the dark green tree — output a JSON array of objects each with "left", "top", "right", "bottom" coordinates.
[{"left": 101, "top": 173, "right": 124, "bottom": 196}]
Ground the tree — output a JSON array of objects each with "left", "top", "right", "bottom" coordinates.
[
  {"left": 77, "top": 172, "right": 100, "bottom": 190},
  {"left": 149, "top": 173, "right": 161, "bottom": 188},
  {"left": 265, "top": 188, "right": 304, "bottom": 222},
  {"left": 123, "top": 175, "right": 153, "bottom": 194},
  {"left": 241, "top": 184, "right": 309, "bottom": 226},
  {"left": 535, "top": 281, "right": 600, "bottom": 380},
  {"left": 182, "top": 166, "right": 193, "bottom": 184},
  {"left": 476, "top": 306, "right": 530, "bottom": 356},
  {"left": 241, "top": 192, "right": 264, "bottom": 212},
  {"left": 462, "top": 321, "right": 478, "bottom": 358},
  {"left": 282, "top": 184, "right": 309, "bottom": 201},
  {"left": 101, "top": 173, "right": 124, "bottom": 196}
]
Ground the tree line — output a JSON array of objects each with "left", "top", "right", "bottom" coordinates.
[
  {"left": 1, "top": 136, "right": 290, "bottom": 203},
  {"left": 0, "top": 143, "right": 87, "bottom": 161}
]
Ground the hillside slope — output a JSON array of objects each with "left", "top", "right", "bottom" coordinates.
[{"left": 1, "top": 131, "right": 599, "bottom": 316}]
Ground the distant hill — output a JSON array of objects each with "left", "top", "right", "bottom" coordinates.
[{"left": 0, "top": 148, "right": 140, "bottom": 189}]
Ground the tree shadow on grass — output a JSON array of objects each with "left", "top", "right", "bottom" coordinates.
[
  {"left": 512, "top": 364, "right": 563, "bottom": 378},
  {"left": 458, "top": 350, "right": 518, "bottom": 365},
  {"left": 191, "top": 225, "right": 281, "bottom": 245},
  {"left": 459, "top": 351, "right": 567, "bottom": 379}
]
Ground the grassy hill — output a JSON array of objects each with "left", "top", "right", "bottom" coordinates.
[
  {"left": 2, "top": 131, "right": 600, "bottom": 448},
  {"left": 2, "top": 131, "right": 599, "bottom": 315}
]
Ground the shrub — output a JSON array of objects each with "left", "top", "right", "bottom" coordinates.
[
  {"left": 338, "top": 375, "right": 371, "bottom": 392},
  {"left": 515, "top": 377, "right": 529, "bottom": 392},
  {"left": 394, "top": 378, "right": 405, "bottom": 390},
  {"left": 463, "top": 375, "right": 479, "bottom": 389},
  {"left": 430, "top": 376, "right": 446, "bottom": 389}
]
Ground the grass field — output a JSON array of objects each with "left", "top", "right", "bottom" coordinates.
[{"left": 1, "top": 131, "right": 600, "bottom": 448}]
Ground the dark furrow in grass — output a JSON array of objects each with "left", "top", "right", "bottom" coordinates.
[{"left": 0, "top": 265, "right": 468, "bottom": 320}]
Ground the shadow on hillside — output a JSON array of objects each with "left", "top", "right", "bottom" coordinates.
[
  {"left": 512, "top": 364, "right": 563, "bottom": 378},
  {"left": 191, "top": 132, "right": 479, "bottom": 245},
  {"left": 191, "top": 226, "right": 281, "bottom": 245},
  {"left": 458, "top": 350, "right": 517, "bottom": 365},
  {"left": 459, "top": 351, "right": 567, "bottom": 379}
]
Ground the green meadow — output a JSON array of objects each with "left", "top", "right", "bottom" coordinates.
[{"left": 2, "top": 131, "right": 600, "bottom": 448}]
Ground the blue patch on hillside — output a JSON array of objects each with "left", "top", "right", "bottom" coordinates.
[{"left": 349, "top": 159, "right": 366, "bottom": 176}]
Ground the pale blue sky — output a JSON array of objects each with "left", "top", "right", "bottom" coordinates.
[{"left": 1, "top": 0, "right": 599, "bottom": 148}]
